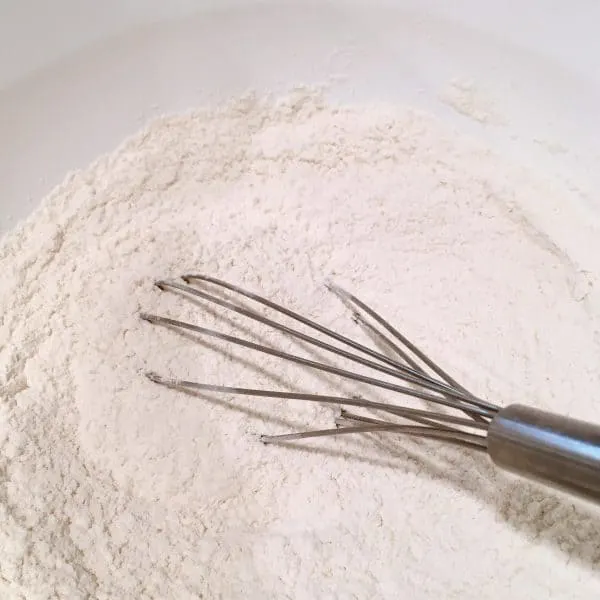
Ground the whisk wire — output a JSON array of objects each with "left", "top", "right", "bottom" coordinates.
[
  {"left": 182, "top": 274, "right": 478, "bottom": 404},
  {"left": 145, "top": 372, "right": 489, "bottom": 431},
  {"left": 141, "top": 276, "right": 498, "bottom": 446},
  {"left": 326, "top": 282, "right": 483, "bottom": 402},
  {"left": 260, "top": 423, "right": 488, "bottom": 450},
  {"left": 154, "top": 279, "right": 471, "bottom": 403},
  {"left": 140, "top": 311, "right": 493, "bottom": 418},
  {"left": 336, "top": 410, "right": 488, "bottom": 449}
]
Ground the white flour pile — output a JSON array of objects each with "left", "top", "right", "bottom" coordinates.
[{"left": 1, "top": 90, "right": 600, "bottom": 599}]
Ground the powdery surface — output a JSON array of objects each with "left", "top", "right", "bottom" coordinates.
[{"left": 1, "top": 91, "right": 600, "bottom": 599}]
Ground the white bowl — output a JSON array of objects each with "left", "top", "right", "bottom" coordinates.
[
  {"left": 2, "top": 4, "right": 600, "bottom": 597},
  {"left": 2, "top": 0, "right": 600, "bottom": 240}
]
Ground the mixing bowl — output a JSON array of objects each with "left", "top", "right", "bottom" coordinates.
[
  {"left": 2, "top": 0, "right": 600, "bottom": 248},
  {"left": 2, "top": 2, "right": 600, "bottom": 598}
]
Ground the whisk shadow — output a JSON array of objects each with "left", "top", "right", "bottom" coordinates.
[
  {"left": 157, "top": 329, "right": 373, "bottom": 449},
  {"left": 161, "top": 286, "right": 277, "bottom": 347},
  {"left": 162, "top": 285, "right": 353, "bottom": 393},
  {"left": 174, "top": 386, "right": 304, "bottom": 431},
  {"left": 285, "top": 336, "right": 381, "bottom": 402},
  {"left": 161, "top": 284, "right": 383, "bottom": 420},
  {"left": 272, "top": 440, "right": 424, "bottom": 471},
  {"left": 168, "top": 327, "right": 312, "bottom": 397},
  {"left": 493, "top": 479, "right": 600, "bottom": 570},
  {"left": 355, "top": 430, "right": 600, "bottom": 572},
  {"left": 275, "top": 426, "right": 600, "bottom": 571},
  {"left": 354, "top": 312, "right": 600, "bottom": 569}
]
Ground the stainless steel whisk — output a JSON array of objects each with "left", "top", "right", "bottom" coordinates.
[{"left": 141, "top": 275, "right": 600, "bottom": 505}]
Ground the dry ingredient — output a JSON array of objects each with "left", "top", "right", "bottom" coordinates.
[{"left": 1, "top": 90, "right": 600, "bottom": 599}]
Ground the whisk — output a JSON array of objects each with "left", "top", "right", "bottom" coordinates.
[{"left": 140, "top": 275, "right": 600, "bottom": 505}]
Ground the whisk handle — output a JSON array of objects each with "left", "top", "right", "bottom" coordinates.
[{"left": 488, "top": 404, "right": 600, "bottom": 504}]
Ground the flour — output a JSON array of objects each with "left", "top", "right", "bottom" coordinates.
[
  {"left": 439, "top": 78, "right": 504, "bottom": 125},
  {"left": 1, "top": 90, "right": 600, "bottom": 599}
]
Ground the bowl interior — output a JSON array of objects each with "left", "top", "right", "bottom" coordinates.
[{"left": 1, "top": 0, "right": 599, "bottom": 238}]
